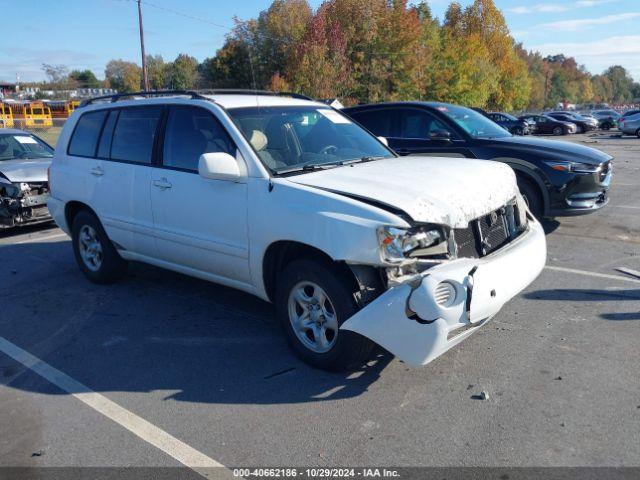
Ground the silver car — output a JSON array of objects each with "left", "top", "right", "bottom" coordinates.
[
  {"left": 0, "top": 129, "right": 53, "bottom": 228},
  {"left": 619, "top": 113, "right": 640, "bottom": 138}
]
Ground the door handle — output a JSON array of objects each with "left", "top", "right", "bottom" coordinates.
[
  {"left": 90, "top": 166, "right": 104, "bottom": 177},
  {"left": 153, "top": 178, "right": 172, "bottom": 190},
  {"left": 396, "top": 149, "right": 411, "bottom": 155}
]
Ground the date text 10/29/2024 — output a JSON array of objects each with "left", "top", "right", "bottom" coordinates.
[{"left": 232, "top": 468, "right": 400, "bottom": 478}]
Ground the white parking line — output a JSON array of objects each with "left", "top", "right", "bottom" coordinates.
[
  {"left": 0, "top": 336, "right": 228, "bottom": 478},
  {"left": 12, "top": 232, "right": 69, "bottom": 245},
  {"left": 612, "top": 205, "right": 640, "bottom": 210},
  {"left": 545, "top": 265, "right": 640, "bottom": 284}
]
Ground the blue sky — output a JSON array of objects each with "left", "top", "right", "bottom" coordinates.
[{"left": 0, "top": 0, "right": 638, "bottom": 83}]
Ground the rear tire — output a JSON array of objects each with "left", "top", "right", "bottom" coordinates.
[
  {"left": 601, "top": 122, "right": 611, "bottom": 131},
  {"left": 517, "top": 178, "right": 543, "bottom": 219},
  {"left": 513, "top": 127, "right": 524, "bottom": 136},
  {"left": 576, "top": 125, "right": 584, "bottom": 134},
  {"left": 72, "top": 210, "right": 128, "bottom": 284},
  {"left": 275, "top": 258, "right": 374, "bottom": 371},
  {"left": 636, "top": 129, "right": 640, "bottom": 139}
]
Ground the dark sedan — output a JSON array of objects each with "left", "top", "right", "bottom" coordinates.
[
  {"left": 519, "top": 114, "right": 577, "bottom": 136},
  {"left": 546, "top": 112, "right": 598, "bottom": 133},
  {"left": 487, "top": 112, "right": 531, "bottom": 135},
  {"left": 343, "top": 102, "right": 612, "bottom": 218}
]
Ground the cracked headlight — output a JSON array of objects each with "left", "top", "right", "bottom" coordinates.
[{"left": 377, "top": 225, "right": 445, "bottom": 264}]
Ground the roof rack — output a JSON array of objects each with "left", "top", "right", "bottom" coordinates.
[
  {"left": 79, "top": 90, "right": 207, "bottom": 107},
  {"left": 197, "top": 89, "right": 313, "bottom": 101},
  {"left": 79, "top": 88, "right": 313, "bottom": 107}
]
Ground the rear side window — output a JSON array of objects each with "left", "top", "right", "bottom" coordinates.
[
  {"left": 111, "top": 106, "right": 163, "bottom": 164},
  {"left": 349, "top": 109, "right": 393, "bottom": 137},
  {"left": 162, "top": 106, "right": 236, "bottom": 171},
  {"left": 68, "top": 110, "right": 108, "bottom": 157},
  {"left": 398, "top": 109, "right": 452, "bottom": 139},
  {"left": 97, "top": 110, "right": 119, "bottom": 158}
]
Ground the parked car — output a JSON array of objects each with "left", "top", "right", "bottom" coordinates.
[
  {"left": 519, "top": 114, "right": 577, "bottom": 136},
  {"left": 618, "top": 113, "right": 640, "bottom": 137},
  {"left": 590, "top": 110, "right": 620, "bottom": 130},
  {"left": 486, "top": 112, "right": 531, "bottom": 135},
  {"left": 546, "top": 112, "right": 598, "bottom": 133},
  {"left": 0, "top": 129, "right": 53, "bottom": 228},
  {"left": 48, "top": 90, "right": 547, "bottom": 371},
  {"left": 621, "top": 109, "right": 640, "bottom": 119},
  {"left": 343, "top": 102, "right": 612, "bottom": 218}
]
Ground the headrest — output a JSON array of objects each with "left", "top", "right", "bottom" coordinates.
[{"left": 250, "top": 130, "right": 268, "bottom": 151}]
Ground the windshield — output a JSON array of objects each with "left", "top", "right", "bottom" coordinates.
[
  {"left": 0, "top": 134, "right": 54, "bottom": 160},
  {"left": 437, "top": 104, "right": 511, "bottom": 139},
  {"left": 227, "top": 106, "right": 394, "bottom": 174}
]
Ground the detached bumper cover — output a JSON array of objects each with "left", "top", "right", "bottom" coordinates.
[{"left": 341, "top": 220, "right": 546, "bottom": 367}]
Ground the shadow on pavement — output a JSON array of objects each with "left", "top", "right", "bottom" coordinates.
[
  {"left": 0, "top": 240, "right": 393, "bottom": 405},
  {"left": 524, "top": 288, "right": 640, "bottom": 322}
]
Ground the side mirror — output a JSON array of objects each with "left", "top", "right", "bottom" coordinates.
[
  {"left": 198, "top": 152, "right": 242, "bottom": 182},
  {"left": 377, "top": 136, "right": 389, "bottom": 146},
  {"left": 429, "top": 130, "right": 452, "bottom": 143}
]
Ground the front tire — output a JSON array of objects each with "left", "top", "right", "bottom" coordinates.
[
  {"left": 636, "top": 129, "right": 640, "bottom": 139},
  {"left": 513, "top": 127, "right": 524, "bottom": 136},
  {"left": 553, "top": 126, "right": 563, "bottom": 136},
  {"left": 72, "top": 210, "right": 128, "bottom": 284},
  {"left": 517, "top": 178, "right": 543, "bottom": 219},
  {"left": 276, "top": 258, "right": 374, "bottom": 371},
  {"left": 601, "top": 122, "right": 611, "bottom": 131}
]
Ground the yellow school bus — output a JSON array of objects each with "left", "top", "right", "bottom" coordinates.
[
  {"left": 48, "top": 100, "right": 80, "bottom": 119},
  {"left": 12, "top": 101, "right": 53, "bottom": 128},
  {"left": 0, "top": 103, "right": 14, "bottom": 128}
]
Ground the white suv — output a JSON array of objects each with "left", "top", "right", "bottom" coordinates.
[{"left": 48, "top": 90, "right": 546, "bottom": 371}]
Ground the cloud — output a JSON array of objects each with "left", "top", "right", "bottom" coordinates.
[
  {"left": 539, "top": 12, "right": 640, "bottom": 31},
  {"left": 0, "top": 47, "right": 101, "bottom": 82},
  {"left": 507, "top": 0, "right": 618, "bottom": 14},
  {"left": 530, "top": 35, "right": 640, "bottom": 80},
  {"left": 575, "top": 0, "right": 618, "bottom": 6},
  {"left": 507, "top": 4, "right": 569, "bottom": 14}
]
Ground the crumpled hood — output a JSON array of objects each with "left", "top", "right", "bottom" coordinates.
[
  {"left": 286, "top": 156, "right": 518, "bottom": 228},
  {"left": 0, "top": 159, "right": 50, "bottom": 183}
]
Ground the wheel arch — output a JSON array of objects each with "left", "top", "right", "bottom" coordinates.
[
  {"left": 491, "top": 159, "right": 550, "bottom": 216},
  {"left": 65, "top": 201, "right": 99, "bottom": 231},
  {"left": 262, "top": 240, "right": 360, "bottom": 303}
]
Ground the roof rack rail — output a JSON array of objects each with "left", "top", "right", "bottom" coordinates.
[
  {"left": 79, "top": 90, "right": 208, "bottom": 107},
  {"left": 79, "top": 88, "right": 314, "bottom": 108},
  {"left": 195, "top": 89, "right": 313, "bottom": 101}
]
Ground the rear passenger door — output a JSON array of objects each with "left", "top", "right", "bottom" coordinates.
[
  {"left": 67, "top": 106, "right": 161, "bottom": 256},
  {"left": 150, "top": 105, "right": 250, "bottom": 284}
]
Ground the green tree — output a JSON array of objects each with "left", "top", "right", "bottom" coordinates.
[
  {"left": 105, "top": 60, "right": 141, "bottom": 92},
  {"left": 69, "top": 69, "right": 100, "bottom": 88},
  {"left": 603, "top": 65, "right": 635, "bottom": 103},
  {"left": 146, "top": 55, "right": 167, "bottom": 90},
  {"left": 167, "top": 54, "right": 199, "bottom": 89}
]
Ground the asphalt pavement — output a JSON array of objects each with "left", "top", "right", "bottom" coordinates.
[{"left": 1, "top": 133, "right": 639, "bottom": 475}]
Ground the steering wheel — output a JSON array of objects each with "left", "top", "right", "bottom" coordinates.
[{"left": 319, "top": 145, "right": 338, "bottom": 155}]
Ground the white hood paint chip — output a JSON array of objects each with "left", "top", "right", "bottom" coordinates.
[{"left": 287, "top": 156, "right": 518, "bottom": 227}]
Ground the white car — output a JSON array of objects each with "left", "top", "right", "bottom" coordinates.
[{"left": 48, "top": 90, "right": 546, "bottom": 371}]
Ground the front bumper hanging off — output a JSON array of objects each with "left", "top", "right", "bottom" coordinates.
[{"left": 341, "top": 220, "right": 547, "bottom": 367}]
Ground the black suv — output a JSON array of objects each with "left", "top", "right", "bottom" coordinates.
[
  {"left": 487, "top": 112, "right": 531, "bottom": 135},
  {"left": 343, "top": 102, "right": 612, "bottom": 218}
]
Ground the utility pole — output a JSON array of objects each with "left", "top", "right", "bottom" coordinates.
[{"left": 137, "top": 0, "right": 150, "bottom": 91}]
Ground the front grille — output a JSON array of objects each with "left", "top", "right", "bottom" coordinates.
[{"left": 453, "top": 201, "right": 524, "bottom": 258}]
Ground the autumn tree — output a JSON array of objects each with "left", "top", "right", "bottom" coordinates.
[
  {"left": 146, "top": 55, "right": 167, "bottom": 90},
  {"left": 105, "top": 60, "right": 141, "bottom": 92}
]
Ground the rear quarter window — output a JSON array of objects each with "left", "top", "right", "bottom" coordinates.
[
  {"left": 110, "top": 106, "right": 163, "bottom": 164},
  {"left": 68, "top": 110, "right": 108, "bottom": 157}
]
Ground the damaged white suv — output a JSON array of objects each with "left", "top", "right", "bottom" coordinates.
[{"left": 48, "top": 90, "right": 546, "bottom": 370}]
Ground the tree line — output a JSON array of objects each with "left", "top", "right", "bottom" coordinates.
[{"left": 32, "top": 0, "right": 640, "bottom": 110}]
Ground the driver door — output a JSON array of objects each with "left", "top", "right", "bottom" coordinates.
[{"left": 390, "top": 107, "right": 475, "bottom": 158}]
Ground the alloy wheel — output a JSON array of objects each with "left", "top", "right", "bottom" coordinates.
[
  {"left": 78, "top": 225, "right": 103, "bottom": 272},
  {"left": 287, "top": 281, "right": 339, "bottom": 354}
]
